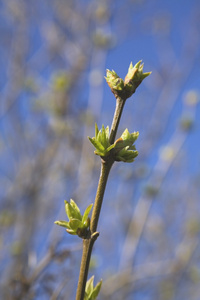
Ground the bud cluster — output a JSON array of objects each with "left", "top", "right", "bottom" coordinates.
[
  {"left": 55, "top": 199, "right": 93, "bottom": 238},
  {"left": 88, "top": 125, "right": 139, "bottom": 163},
  {"left": 88, "top": 123, "right": 115, "bottom": 157},
  {"left": 105, "top": 60, "right": 151, "bottom": 98},
  {"left": 114, "top": 128, "right": 139, "bottom": 162},
  {"left": 104, "top": 69, "right": 124, "bottom": 95}
]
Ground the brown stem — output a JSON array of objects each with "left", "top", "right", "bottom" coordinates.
[
  {"left": 75, "top": 233, "right": 98, "bottom": 300},
  {"left": 75, "top": 95, "right": 126, "bottom": 300},
  {"left": 75, "top": 161, "right": 112, "bottom": 300},
  {"left": 109, "top": 96, "right": 126, "bottom": 144},
  {"left": 90, "top": 160, "right": 113, "bottom": 234}
]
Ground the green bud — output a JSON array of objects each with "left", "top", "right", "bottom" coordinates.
[
  {"left": 55, "top": 200, "right": 93, "bottom": 238},
  {"left": 84, "top": 276, "right": 102, "bottom": 300},
  {"left": 105, "top": 61, "right": 151, "bottom": 99},
  {"left": 113, "top": 129, "right": 139, "bottom": 163},
  {"left": 115, "top": 147, "right": 139, "bottom": 162},
  {"left": 88, "top": 123, "right": 115, "bottom": 157},
  {"left": 105, "top": 69, "right": 124, "bottom": 96},
  {"left": 124, "top": 61, "right": 151, "bottom": 97},
  {"left": 114, "top": 129, "right": 139, "bottom": 152}
]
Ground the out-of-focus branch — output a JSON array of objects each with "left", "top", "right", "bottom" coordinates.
[
  {"left": 119, "top": 100, "right": 198, "bottom": 270},
  {"left": 102, "top": 234, "right": 199, "bottom": 297}
]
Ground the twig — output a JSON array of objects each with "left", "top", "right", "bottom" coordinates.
[{"left": 75, "top": 96, "right": 126, "bottom": 300}]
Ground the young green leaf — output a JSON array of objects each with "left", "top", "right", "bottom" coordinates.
[
  {"left": 85, "top": 276, "right": 94, "bottom": 298},
  {"left": 90, "top": 279, "right": 102, "bottom": 300},
  {"left": 82, "top": 204, "right": 93, "bottom": 225},
  {"left": 65, "top": 201, "right": 82, "bottom": 221},
  {"left": 54, "top": 220, "right": 70, "bottom": 229},
  {"left": 66, "top": 228, "right": 77, "bottom": 235},
  {"left": 95, "top": 123, "right": 99, "bottom": 138},
  {"left": 69, "top": 218, "right": 85, "bottom": 231},
  {"left": 88, "top": 137, "right": 105, "bottom": 153},
  {"left": 70, "top": 199, "right": 81, "bottom": 215},
  {"left": 100, "top": 125, "right": 107, "bottom": 148}
]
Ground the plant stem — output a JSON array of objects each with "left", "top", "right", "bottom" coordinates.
[
  {"left": 90, "top": 160, "right": 113, "bottom": 234},
  {"left": 75, "top": 161, "right": 112, "bottom": 300},
  {"left": 75, "top": 235, "right": 97, "bottom": 300},
  {"left": 75, "top": 95, "right": 126, "bottom": 300},
  {"left": 109, "top": 96, "right": 126, "bottom": 144}
]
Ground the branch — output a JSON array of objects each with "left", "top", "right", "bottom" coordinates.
[{"left": 75, "top": 95, "right": 125, "bottom": 300}]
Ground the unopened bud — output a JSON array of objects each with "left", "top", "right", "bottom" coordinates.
[
  {"left": 124, "top": 61, "right": 151, "bottom": 97},
  {"left": 105, "top": 69, "right": 124, "bottom": 96}
]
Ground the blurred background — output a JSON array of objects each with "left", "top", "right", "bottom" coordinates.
[{"left": 0, "top": 0, "right": 200, "bottom": 299}]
